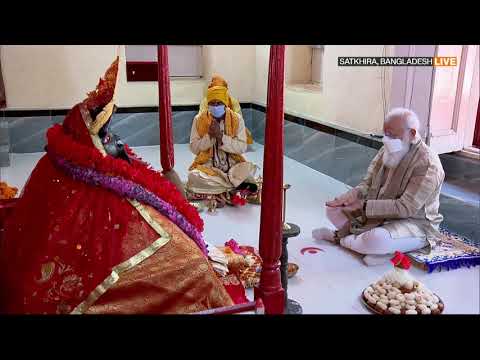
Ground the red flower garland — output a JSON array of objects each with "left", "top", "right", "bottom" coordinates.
[{"left": 46, "top": 124, "right": 204, "bottom": 231}]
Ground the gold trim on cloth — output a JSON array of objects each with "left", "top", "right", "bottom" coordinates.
[
  {"left": 127, "top": 199, "right": 171, "bottom": 239},
  {"left": 70, "top": 202, "right": 172, "bottom": 314},
  {"left": 70, "top": 232, "right": 171, "bottom": 314}
]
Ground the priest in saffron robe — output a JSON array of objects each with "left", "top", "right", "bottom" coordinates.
[
  {"left": 187, "top": 84, "right": 258, "bottom": 207},
  {"left": 0, "top": 57, "right": 234, "bottom": 314}
]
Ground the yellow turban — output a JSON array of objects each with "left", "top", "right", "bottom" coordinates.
[
  {"left": 207, "top": 85, "right": 229, "bottom": 106},
  {"left": 209, "top": 74, "right": 228, "bottom": 89}
]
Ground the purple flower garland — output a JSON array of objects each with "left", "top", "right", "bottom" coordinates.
[{"left": 53, "top": 156, "right": 208, "bottom": 256}]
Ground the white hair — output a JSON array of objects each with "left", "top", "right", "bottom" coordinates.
[{"left": 385, "top": 107, "right": 421, "bottom": 142}]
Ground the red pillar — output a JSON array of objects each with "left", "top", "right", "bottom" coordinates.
[
  {"left": 157, "top": 45, "right": 174, "bottom": 172},
  {"left": 254, "top": 45, "right": 286, "bottom": 314}
]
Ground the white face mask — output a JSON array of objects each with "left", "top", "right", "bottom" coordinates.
[
  {"left": 209, "top": 104, "right": 226, "bottom": 118},
  {"left": 382, "top": 135, "right": 411, "bottom": 168},
  {"left": 383, "top": 136, "right": 404, "bottom": 153}
]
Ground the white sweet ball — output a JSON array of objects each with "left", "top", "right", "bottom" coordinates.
[
  {"left": 406, "top": 309, "right": 418, "bottom": 315},
  {"left": 405, "top": 293, "right": 416, "bottom": 301},
  {"left": 366, "top": 296, "right": 377, "bottom": 305},
  {"left": 389, "top": 299, "right": 400, "bottom": 306},
  {"left": 377, "top": 302, "right": 388, "bottom": 311},
  {"left": 389, "top": 307, "right": 401, "bottom": 315},
  {"left": 387, "top": 292, "right": 397, "bottom": 300},
  {"left": 391, "top": 287, "right": 401, "bottom": 295},
  {"left": 378, "top": 298, "right": 389, "bottom": 306},
  {"left": 417, "top": 304, "right": 428, "bottom": 312},
  {"left": 421, "top": 308, "right": 431, "bottom": 315},
  {"left": 404, "top": 281, "right": 414, "bottom": 290}
]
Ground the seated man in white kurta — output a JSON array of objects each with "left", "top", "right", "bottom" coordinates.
[
  {"left": 186, "top": 85, "right": 257, "bottom": 207},
  {"left": 313, "top": 108, "right": 445, "bottom": 266}
]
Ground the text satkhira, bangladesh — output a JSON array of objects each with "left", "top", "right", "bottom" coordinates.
[{"left": 338, "top": 57, "right": 458, "bottom": 66}]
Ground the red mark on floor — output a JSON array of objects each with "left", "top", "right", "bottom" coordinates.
[{"left": 300, "top": 247, "right": 324, "bottom": 255}]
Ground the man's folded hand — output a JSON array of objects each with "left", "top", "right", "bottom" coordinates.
[{"left": 326, "top": 188, "right": 360, "bottom": 207}]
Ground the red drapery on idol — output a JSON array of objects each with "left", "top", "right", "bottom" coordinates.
[
  {"left": 0, "top": 103, "right": 207, "bottom": 314},
  {"left": 0, "top": 105, "right": 163, "bottom": 314},
  {"left": 158, "top": 45, "right": 174, "bottom": 172},
  {"left": 254, "top": 45, "right": 286, "bottom": 314}
]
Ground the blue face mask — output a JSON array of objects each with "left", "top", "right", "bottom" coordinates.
[{"left": 209, "top": 104, "right": 226, "bottom": 118}]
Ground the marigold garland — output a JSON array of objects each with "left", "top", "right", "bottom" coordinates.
[{"left": 0, "top": 181, "right": 18, "bottom": 200}]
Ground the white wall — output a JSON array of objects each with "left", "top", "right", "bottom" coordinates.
[
  {"left": 0, "top": 45, "right": 256, "bottom": 109},
  {"left": 2, "top": 45, "right": 393, "bottom": 137},
  {"left": 255, "top": 45, "right": 394, "bottom": 136},
  {"left": 202, "top": 45, "right": 256, "bottom": 102}
]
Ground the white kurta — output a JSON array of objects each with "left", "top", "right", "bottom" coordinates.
[{"left": 187, "top": 113, "right": 257, "bottom": 195}]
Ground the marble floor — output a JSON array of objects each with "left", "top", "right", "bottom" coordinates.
[{"left": 1, "top": 144, "right": 479, "bottom": 314}]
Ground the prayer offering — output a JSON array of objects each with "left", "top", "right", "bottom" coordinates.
[{"left": 361, "top": 252, "right": 444, "bottom": 315}]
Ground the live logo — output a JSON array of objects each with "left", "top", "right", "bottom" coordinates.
[{"left": 434, "top": 57, "right": 457, "bottom": 66}]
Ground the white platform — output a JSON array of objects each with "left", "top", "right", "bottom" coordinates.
[{"left": 1, "top": 144, "right": 479, "bottom": 314}]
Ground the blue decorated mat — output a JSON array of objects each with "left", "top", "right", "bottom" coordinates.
[{"left": 408, "top": 228, "right": 480, "bottom": 273}]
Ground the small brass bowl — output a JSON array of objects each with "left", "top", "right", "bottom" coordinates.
[
  {"left": 247, "top": 191, "right": 262, "bottom": 205},
  {"left": 288, "top": 263, "right": 299, "bottom": 278}
]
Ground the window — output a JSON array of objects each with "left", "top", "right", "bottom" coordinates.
[
  {"left": 125, "top": 45, "right": 203, "bottom": 81},
  {"left": 286, "top": 45, "right": 324, "bottom": 91},
  {"left": 310, "top": 45, "right": 324, "bottom": 86}
]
